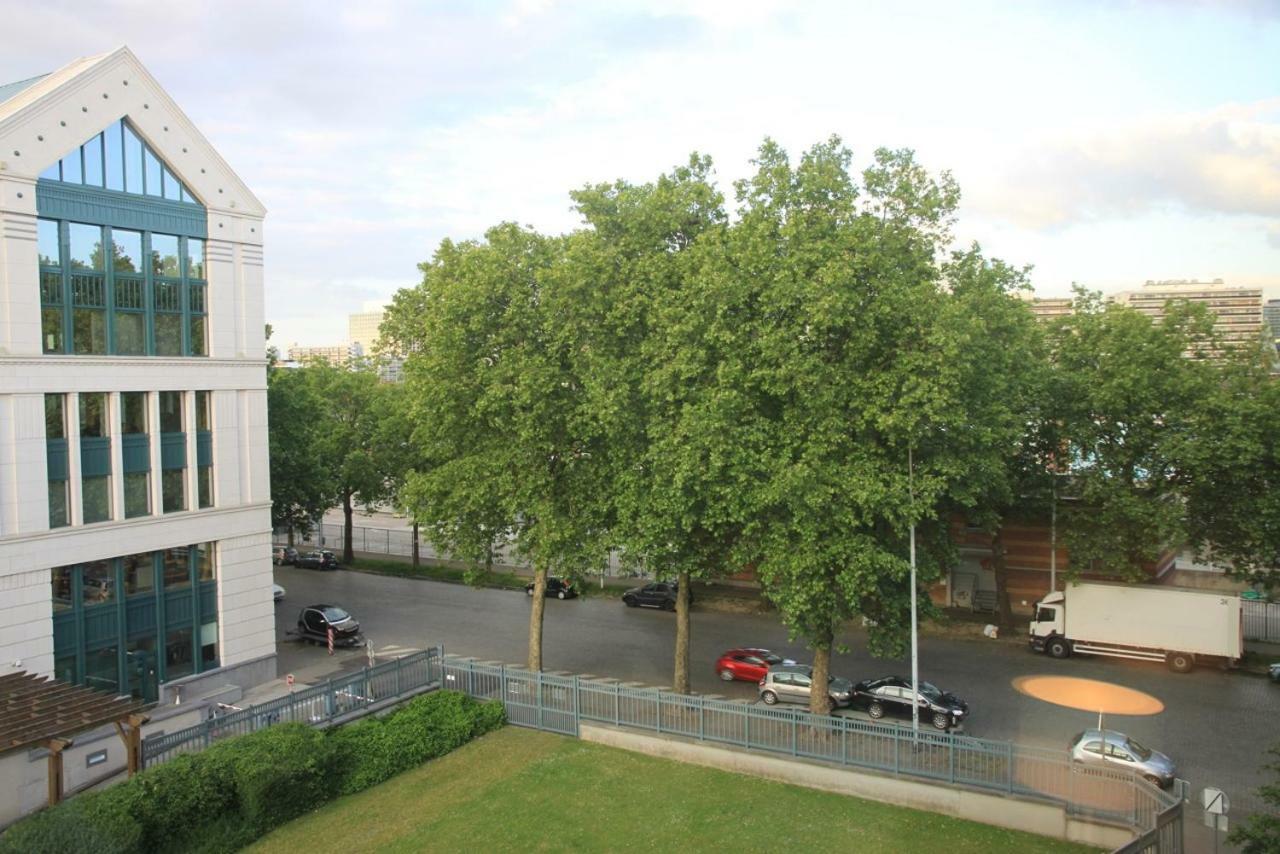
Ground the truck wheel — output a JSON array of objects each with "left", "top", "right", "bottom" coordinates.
[
  {"left": 1166, "top": 652, "right": 1195, "bottom": 673},
  {"left": 1047, "top": 638, "right": 1071, "bottom": 659}
]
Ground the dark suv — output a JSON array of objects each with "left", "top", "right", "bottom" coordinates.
[
  {"left": 296, "top": 550, "right": 339, "bottom": 570},
  {"left": 526, "top": 576, "right": 577, "bottom": 599},
  {"left": 273, "top": 546, "right": 299, "bottom": 566},
  {"left": 621, "top": 581, "right": 690, "bottom": 610}
]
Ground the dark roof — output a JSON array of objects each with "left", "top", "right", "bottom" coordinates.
[
  {"left": 0, "top": 671, "right": 144, "bottom": 755},
  {"left": 0, "top": 73, "right": 48, "bottom": 106}
]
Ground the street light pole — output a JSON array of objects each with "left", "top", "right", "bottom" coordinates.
[
  {"left": 1049, "top": 482, "right": 1057, "bottom": 593},
  {"left": 909, "top": 446, "right": 919, "bottom": 736}
]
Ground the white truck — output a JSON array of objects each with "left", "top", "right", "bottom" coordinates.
[{"left": 1028, "top": 581, "right": 1243, "bottom": 673}]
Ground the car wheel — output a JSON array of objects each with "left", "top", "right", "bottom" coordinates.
[
  {"left": 932, "top": 712, "right": 950, "bottom": 731},
  {"left": 868, "top": 702, "right": 884, "bottom": 720},
  {"left": 827, "top": 698, "right": 838, "bottom": 714},
  {"left": 663, "top": 599, "right": 675, "bottom": 611},
  {"left": 719, "top": 669, "right": 735, "bottom": 682},
  {"left": 1166, "top": 651, "right": 1195, "bottom": 673},
  {"left": 1047, "top": 638, "right": 1071, "bottom": 659},
  {"left": 1142, "top": 774, "right": 1163, "bottom": 787},
  {"left": 557, "top": 591, "right": 566, "bottom": 600},
  {"left": 623, "top": 596, "right": 636, "bottom": 608},
  {"left": 761, "top": 690, "right": 778, "bottom": 705}
]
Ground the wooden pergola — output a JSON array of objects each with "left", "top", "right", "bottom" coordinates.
[{"left": 0, "top": 671, "right": 148, "bottom": 807}]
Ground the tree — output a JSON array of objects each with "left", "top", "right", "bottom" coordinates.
[
  {"left": 395, "top": 225, "right": 613, "bottom": 671},
  {"left": 304, "top": 360, "right": 394, "bottom": 564},
  {"left": 1228, "top": 742, "right": 1280, "bottom": 853},
  {"left": 565, "top": 155, "right": 735, "bottom": 693},
  {"left": 1048, "top": 292, "right": 1216, "bottom": 580},
  {"left": 266, "top": 362, "right": 330, "bottom": 542}
]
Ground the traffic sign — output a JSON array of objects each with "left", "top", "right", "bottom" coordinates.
[{"left": 1203, "top": 787, "right": 1229, "bottom": 816}]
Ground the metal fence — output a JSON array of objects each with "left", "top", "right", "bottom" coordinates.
[
  {"left": 141, "top": 647, "right": 441, "bottom": 768},
  {"left": 1243, "top": 599, "right": 1280, "bottom": 643},
  {"left": 438, "top": 655, "right": 1181, "bottom": 846}
]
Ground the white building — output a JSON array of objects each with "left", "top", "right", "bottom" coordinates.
[{"left": 0, "top": 48, "right": 276, "bottom": 704}]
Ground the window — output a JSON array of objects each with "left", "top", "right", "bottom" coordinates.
[
  {"left": 46, "top": 394, "right": 69, "bottom": 528},
  {"left": 1036, "top": 607, "right": 1056, "bottom": 623},
  {"left": 80, "top": 393, "right": 111, "bottom": 523},
  {"left": 112, "top": 230, "right": 146, "bottom": 355},
  {"left": 160, "top": 391, "right": 186, "bottom": 513},
  {"left": 163, "top": 546, "right": 191, "bottom": 590},
  {"left": 69, "top": 223, "right": 107, "bottom": 355},
  {"left": 196, "top": 391, "right": 213, "bottom": 508},
  {"left": 123, "top": 553, "right": 155, "bottom": 595},
  {"left": 121, "top": 391, "right": 150, "bottom": 518},
  {"left": 196, "top": 542, "right": 215, "bottom": 582},
  {"left": 51, "top": 566, "right": 73, "bottom": 611},
  {"left": 81, "top": 560, "right": 114, "bottom": 605}
]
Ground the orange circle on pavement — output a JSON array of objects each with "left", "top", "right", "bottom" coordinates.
[{"left": 1012, "top": 675, "right": 1164, "bottom": 716}]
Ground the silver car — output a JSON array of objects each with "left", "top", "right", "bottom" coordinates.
[
  {"left": 1069, "top": 729, "right": 1176, "bottom": 788},
  {"left": 758, "top": 664, "right": 854, "bottom": 712}
]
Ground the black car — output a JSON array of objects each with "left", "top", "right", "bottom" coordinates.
[
  {"left": 296, "top": 604, "right": 361, "bottom": 645},
  {"left": 273, "top": 546, "right": 299, "bottom": 566},
  {"left": 851, "top": 676, "right": 969, "bottom": 731},
  {"left": 526, "top": 576, "right": 577, "bottom": 599},
  {"left": 621, "top": 581, "right": 690, "bottom": 610},
  {"left": 295, "top": 550, "right": 339, "bottom": 570}
]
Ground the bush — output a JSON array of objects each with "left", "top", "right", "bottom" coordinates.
[{"left": 0, "top": 691, "right": 504, "bottom": 854}]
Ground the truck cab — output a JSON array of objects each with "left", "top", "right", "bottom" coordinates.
[{"left": 1028, "top": 591, "right": 1066, "bottom": 654}]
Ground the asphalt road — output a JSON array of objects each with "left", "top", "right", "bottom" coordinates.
[{"left": 272, "top": 564, "right": 1276, "bottom": 827}]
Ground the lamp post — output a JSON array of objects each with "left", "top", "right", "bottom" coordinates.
[{"left": 909, "top": 446, "right": 919, "bottom": 736}]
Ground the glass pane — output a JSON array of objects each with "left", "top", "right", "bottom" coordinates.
[
  {"left": 163, "top": 546, "right": 191, "bottom": 590},
  {"left": 123, "top": 123, "right": 143, "bottom": 194},
  {"left": 125, "top": 471, "right": 150, "bottom": 518},
  {"left": 159, "top": 391, "right": 183, "bottom": 432},
  {"left": 186, "top": 239, "right": 205, "bottom": 279},
  {"left": 196, "top": 542, "right": 214, "bottom": 581},
  {"left": 38, "top": 219, "right": 60, "bottom": 267},
  {"left": 45, "top": 394, "right": 65, "bottom": 439},
  {"left": 123, "top": 552, "right": 156, "bottom": 595},
  {"left": 189, "top": 315, "right": 206, "bottom": 357},
  {"left": 122, "top": 392, "right": 147, "bottom": 433},
  {"left": 51, "top": 566, "right": 74, "bottom": 610},
  {"left": 166, "top": 628, "right": 194, "bottom": 681},
  {"left": 81, "top": 559, "right": 115, "bottom": 605},
  {"left": 115, "top": 311, "right": 146, "bottom": 355},
  {"left": 82, "top": 475, "right": 111, "bottom": 523},
  {"left": 201, "top": 621, "right": 217, "bottom": 669},
  {"left": 80, "top": 392, "right": 108, "bottom": 437},
  {"left": 143, "top": 147, "right": 161, "bottom": 197},
  {"left": 198, "top": 466, "right": 213, "bottom": 509},
  {"left": 155, "top": 314, "right": 183, "bottom": 356},
  {"left": 83, "top": 134, "right": 104, "bottom": 187},
  {"left": 42, "top": 307, "right": 64, "bottom": 353},
  {"left": 127, "top": 636, "right": 158, "bottom": 701},
  {"left": 162, "top": 166, "right": 182, "bottom": 201},
  {"left": 196, "top": 391, "right": 211, "bottom": 431},
  {"left": 68, "top": 223, "right": 103, "bottom": 270},
  {"left": 49, "top": 480, "right": 69, "bottom": 528},
  {"left": 62, "top": 148, "right": 82, "bottom": 184},
  {"left": 40, "top": 161, "right": 60, "bottom": 181},
  {"left": 112, "top": 229, "right": 142, "bottom": 272},
  {"left": 85, "top": 644, "right": 120, "bottom": 693},
  {"left": 73, "top": 308, "right": 108, "bottom": 354},
  {"left": 104, "top": 121, "right": 124, "bottom": 191},
  {"left": 151, "top": 234, "right": 180, "bottom": 278},
  {"left": 162, "top": 468, "right": 186, "bottom": 512}
]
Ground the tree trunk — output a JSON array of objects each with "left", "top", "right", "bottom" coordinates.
[
  {"left": 287, "top": 526, "right": 295, "bottom": 547},
  {"left": 991, "top": 527, "right": 1014, "bottom": 629},
  {"left": 342, "top": 493, "right": 355, "bottom": 565},
  {"left": 527, "top": 566, "right": 547, "bottom": 671},
  {"left": 674, "top": 569, "right": 691, "bottom": 694},
  {"left": 412, "top": 522, "right": 420, "bottom": 569},
  {"left": 810, "top": 629, "right": 834, "bottom": 716}
]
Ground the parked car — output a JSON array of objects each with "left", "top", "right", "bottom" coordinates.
[
  {"left": 272, "top": 584, "right": 286, "bottom": 603},
  {"left": 1270, "top": 662, "right": 1280, "bottom": 684},
  {"left": 1069, "top": 729, "right": 1176, "bottom": 788},
  {"left": 758, "top": 664, "right": 854, "bottom": 712},
  {"left": 715, "top": 648, "right": 795, "bottom": 683},
  {"left": 621, "top": 581, "right": 690, "bottom": 610},
  {"left": 295, "top": 550, "right": 339, "bottom": 570},
  {"left": 526, "top": 576, "right": 577, "bottom": 599},
  {"left": 296, "top": 604, "right": 361, "bottom": 646},
  {"left": 851, "top": 676, "right": 969, "bottom": 731},
  {"left": 273, "top": 546, "right": 299, "bottom": 566}
]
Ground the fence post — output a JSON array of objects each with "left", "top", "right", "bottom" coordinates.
[
  {"left": 894, "top": 730, "right": 900, "bottom": 775},
  {"left": 203, "top": 718, "right": 211, "bottom": 748},
  {"left": 656, "top": 691, "right": 662, "bottom": 735},
  {"left": 791, "top": 713, "right": 797, "bottom": 756},
  {"left": 743, "top": 705, "right": 750, "bottom": 749},
  {"left": 467, "top": 659, "right": 475, "bottom": 697},
  {"left": 395, "top": 655, "right": 402, "bottom": 695},
  {"left": 501, "top": 665, "right": 508, "bottom": 712},
  {"left": 948, "top": 734, "right": 956, "bottom": 784},
  {"left": 573, "top": 675, "right": 581, "bottom": 734},
  {"left": 614, "top": 681, "right": 620, "bottom": 726},
  {"left": 698, "top": 696, "right": 705, "bottom": 742},
  {"left": 1006, "top": 742, "right": 1014, "bottom": 794},
  {"left": 841, "top": 719, "right": 847, "bottom": 765},
  {"left": 537, "top": 671, "right": 544, "bottom": 730},
  {"left": 326, "top": 678, "right": 335, "bottom": 720}
]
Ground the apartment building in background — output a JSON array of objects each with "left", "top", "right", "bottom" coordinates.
[
  {"left": 1111, "top": 279, "right": 1263, "bottom": 347},
  {"left": 287, "top": 342, "right": 358, "bottom": 366},
  {"left": 0, "top": 48, "right": 276, "bottom": 706}
]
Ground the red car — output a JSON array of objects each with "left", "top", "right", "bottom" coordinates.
[{"left": 714, "top": 648, "right": 795, "bottom": 683}]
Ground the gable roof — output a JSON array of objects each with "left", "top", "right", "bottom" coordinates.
[{"left": 0, "top": 46, "right": 264, "bottom": 218}]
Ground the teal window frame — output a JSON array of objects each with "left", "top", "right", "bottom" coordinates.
[
  {"left": 38, "top": 220, "right": 208, "bottom": 358},
  {"left": 45, "top": 393, "right": 69, "bottom": 528}
]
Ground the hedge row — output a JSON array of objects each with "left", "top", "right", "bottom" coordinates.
[{"left": 0, "top": 690, "right": 505, "bottom": 854}]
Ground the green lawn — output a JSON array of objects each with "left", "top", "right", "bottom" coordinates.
[{"left": 250, "top": 727, "right": 1096, "bottom": 853}]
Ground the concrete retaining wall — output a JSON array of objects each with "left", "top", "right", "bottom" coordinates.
[{"left": 580, "top": 723, "right": 1133, "bottom": 850}]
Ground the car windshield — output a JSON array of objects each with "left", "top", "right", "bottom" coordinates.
[
  {"left": 322, "top": 607, "right": 349, "bottom": 622},
  {"left": 762, "top": 653, "right": 783, "bottom": 664},
  {"left": 918, "top": 682, "right": 944, "bottom": 701},
  {"left": 1124, "top": 737, "right": 1152, "bottom": 761}
]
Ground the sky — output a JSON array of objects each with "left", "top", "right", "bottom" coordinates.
[{"left": 2, "top": 0, "right": 1278, "bottom": 348}]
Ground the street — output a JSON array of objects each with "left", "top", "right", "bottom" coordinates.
[{"left": 272, "top": 564, "right": 1276, "bottom": 828}]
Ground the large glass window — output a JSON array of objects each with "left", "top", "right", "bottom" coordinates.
[
  {"left": 104, "top": 121, "right": 124, "bottom": 192},
  {"left": 38, "top": 218, "right": 59, "bottom": 267},
  {"left": 123, "top": 122, "right": 144, "bottom": 195},
  {"left": 162, "top": 469, "right": 186, "bottom": 513},
  {"left": 83, "top": 132, "right": 104, "bottom": 187},
  {"left": 121, "top": 391, "right": 150, "bottom": 518},
  {"left": 122, "top": 391, "right": 147, "bottom": 434},
  {"left": 163, "top": 546, "right": 191, "bottom": 591},
  {"left": 196, "top": 542, "right": 215, "bottom": 582},
  {"left": 80, "top": 393, "right": 111, "bottom": 523},
  {"left": 51, "top": 566, "right": 73, "bottom": 611},
  {"left": 196, "top": 391, "right": 213, "bottom": 508},
  {"left": 69, "top": 223, "right": 107, "bottom": 356},
  {"left": 122, "top": 552, "right": 155, "bottom": 595},
  {"left": 46, "top": 394, "right": 69, "bottom": 528},
  {"left": 81, "top": 559, "right": 114, "bottom": 605},
  {"left": 160, "top": 391, "right": 183, "bottom": 433}
]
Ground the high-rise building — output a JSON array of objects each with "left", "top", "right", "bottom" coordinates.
[
  {"left": 1111, "top": 279, "right": 1262, "bottom": 348},
  {"left": 0, "top": 49, "right": 276, "bottom": 705},
  {"left": 1026, "top": 297, "right": 1074, "bottom": 321},
  {"left": 348, "top": 309, "right": 384, "bottom": 355},
  {"left": 1264, "top": 299, "right": 1280, "bottom": 356},
  {"left": 288, "top": 343, "right": 358, "bottom": 366}
]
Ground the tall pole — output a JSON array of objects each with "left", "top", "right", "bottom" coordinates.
[
  {"left": 1050, "top": 483, "right": 1057, "bottom": 593},
  {"left": 909, "top": 446, "right": 919, "bottom": 736}
]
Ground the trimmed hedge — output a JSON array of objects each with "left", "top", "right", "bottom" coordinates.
[{"left": 0, "top": 690, "right": 505, "bottom": 854}]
